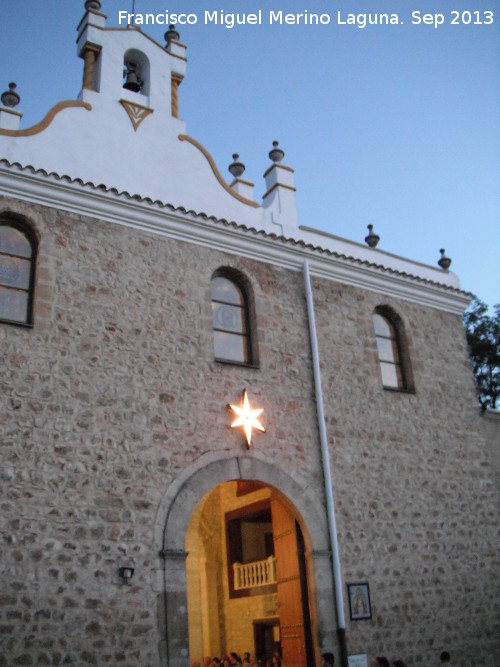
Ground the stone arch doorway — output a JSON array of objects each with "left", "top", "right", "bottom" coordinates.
[{"left": 155, "top": 453, "right": 338, "bottom": 667}]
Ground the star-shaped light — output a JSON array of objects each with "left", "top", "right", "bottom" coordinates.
[{"left": 229, "top": 389, "right": 265, "bottom": 447}]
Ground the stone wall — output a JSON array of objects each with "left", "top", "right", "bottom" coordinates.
[
  {"left": 0, "top": 196, "right": 498, "bottom": 666},
  {"left": 312, "top": 278, "right": 499, "bottom": 664}
]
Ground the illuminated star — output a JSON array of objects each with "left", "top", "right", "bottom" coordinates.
[{"left": 229, "top": 389, "right": 265, "bottom": 447}]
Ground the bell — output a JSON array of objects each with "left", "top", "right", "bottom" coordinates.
[{"left": 123, "top": 64, "right": 142, "bottom": 93}]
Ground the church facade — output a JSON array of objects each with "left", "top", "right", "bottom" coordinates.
[{"left": 0, "top": 3, "right": 498, "bottom": 667}]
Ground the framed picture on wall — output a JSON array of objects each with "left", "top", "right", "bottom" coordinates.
[
  {"left": 348, "top": 656, "right": 368, "bottom": 667},
  {"left": 347, "top": 582, "right": 372, "bottom": 620}
]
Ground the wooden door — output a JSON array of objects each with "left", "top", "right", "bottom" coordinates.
[{"left": 270, "top": 497, "right": 308, "bottom": 667}]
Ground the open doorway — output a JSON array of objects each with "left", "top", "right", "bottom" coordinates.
[
  {"left": 186, "top": 481, "right": 314, "bottom": 667},
  {"left": 254, "top": 619, "right": 281, "bottom": 663}
]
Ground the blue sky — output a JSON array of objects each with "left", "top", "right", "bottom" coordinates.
[{"left": 1, "top": 0, "right": 499, "bottom": 309}]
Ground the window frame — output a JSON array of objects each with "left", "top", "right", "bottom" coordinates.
[
  {"left": 372, "top": 307, "right": 414, "bottom": 393},
  {"left": 211, "top": 268, "right": 258, "bottom": 367},
  {"left": 0, "top": 216, "right": 37, "bottom": 328}
]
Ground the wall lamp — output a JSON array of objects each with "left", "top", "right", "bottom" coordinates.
[{"left": 118, "top": 566, "right": 135, "bottom": 582}]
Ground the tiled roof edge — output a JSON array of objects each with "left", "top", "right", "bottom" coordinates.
[{"left": 0, "top": 158, "right": 471, "bottom": 298}]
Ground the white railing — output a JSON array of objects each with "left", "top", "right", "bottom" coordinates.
[{"left": 233, "top": 556, "right": 277, "bottom": 590}]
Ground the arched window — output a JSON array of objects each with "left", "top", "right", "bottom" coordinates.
[
  {"left": 373, "top": 309, "right": 410, "bottom": 390},
  {"left": 0, "top": 219, "right": 37, "bottom": 326},
  {"left": 211, "top": 270, "right": 254, "bottom": 365}
]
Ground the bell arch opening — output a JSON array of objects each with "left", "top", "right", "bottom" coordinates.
[
  {"left": 156, "top": 454, "right": 338, "bottom": 667},
  {"left": 123, "top": 48, "right": 151, "bottom": 96}
]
